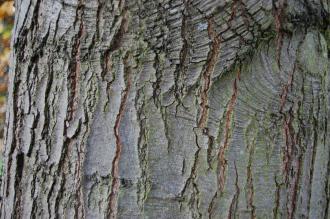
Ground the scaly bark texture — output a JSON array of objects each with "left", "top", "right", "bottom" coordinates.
[{"left": 1, "top": 0, "right": 330, "bottom": 218}]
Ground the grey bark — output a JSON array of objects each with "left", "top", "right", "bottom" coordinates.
[{"left": 1, "top": 0, "right": 330, "bottom": 218}]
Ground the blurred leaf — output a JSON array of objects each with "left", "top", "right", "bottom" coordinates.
[
  {"left": 2, "top": 28, "right": 11, "bottom": 39},
  {"left": 0, "top": 1, "right": 14, "bottom": 19},
  {"left": 0, "top": 0, "right": 11, "bottom": 158}
]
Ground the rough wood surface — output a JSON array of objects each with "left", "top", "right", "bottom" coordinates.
[{"left": 1, "top": 0, "right": 330, "bottom": 218}]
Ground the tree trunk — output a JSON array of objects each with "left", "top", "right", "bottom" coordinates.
[{"left": 1, "top": 0, "right": 330, "bottom": 218}]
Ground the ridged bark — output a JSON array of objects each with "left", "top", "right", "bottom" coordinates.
[{"left": 1, "top": 0, "right": 330, "bottom": 218}]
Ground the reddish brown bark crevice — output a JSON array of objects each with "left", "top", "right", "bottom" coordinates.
[
  {"left": 229, "top": 0, "right": 239, "bottom": 23},
  {"left": 228, "top": 161, "right": 240, "bottom": 219},
  {"left": 198, "top": 18, "right": 221, "bottom": 128},
  {"left": 279, "top": 64, "right": 295, "bottom": 113},
  {"left": 217, "top": 69, "right": 240, "bottom": 192},
  {"left": 279, "top": 63, "right": 302, "bottom": 219},
  {"left": 279, "top": 64, "right": 295, "bottom": 176},
  {"left": 282, "top": 110, "right": 302, "bottom": 219},
  {"left": 282, "top": 109, "right": 302, "bottom": 219},
  {"left": 107, "top": 55, "right": 132, "bottom": 219},
  {"left": 102, "top": 51, "right": 112, "bottom": 80},
  {"left": 66, "top": 3, "right": 86, "bottom": 218},
  {"left": 287, "top": 151, "right": 302, "bottom": 219},
  {"left": 68, "top": 3, "right": 85, "bottom": 123},
  {"left": 108, "top": 8, "right": 129, "bottom": 53}
]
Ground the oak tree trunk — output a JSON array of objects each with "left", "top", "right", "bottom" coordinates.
[{"left": 1, "top": 0, "right": 330, "bottom": 218}]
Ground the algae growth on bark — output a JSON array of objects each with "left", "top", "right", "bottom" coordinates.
[{"left": 1, "top": 0, "right": 330, "bottom": 218}]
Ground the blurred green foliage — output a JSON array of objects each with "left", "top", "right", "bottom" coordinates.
[{"left": 0, "top": 0, "right": 14, "bottom": 176}]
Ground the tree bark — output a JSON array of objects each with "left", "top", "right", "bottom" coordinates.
[{"left": 1, "top": 0, "right": 330, "bottom": 218}]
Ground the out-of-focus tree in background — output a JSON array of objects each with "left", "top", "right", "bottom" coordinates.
[{"left": 0, "top": 0, "right": 14, "bottom": 172}]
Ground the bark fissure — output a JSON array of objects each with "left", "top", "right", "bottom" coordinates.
[
  {"left": 107, "top": 54, "right": 132, "bottom": 219},
  {"left": 198, "top": 18, "right": 222, "bottom": 129},
  {"left": 228, "top": 161, "right": 240, "bottom": 219},
  {"left": 218, "top": 69, "right": 240, "bottom": 192}
]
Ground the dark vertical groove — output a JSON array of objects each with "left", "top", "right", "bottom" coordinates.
[
  {"left": 246, "top": 137, "right": 256, "bottom": 219},
  {"left": 198, "top": 18, "right": 221, "bottom": 128},
  {"left": 13, "top": 153, "right": 25, "bottom": 218},
  {"left": 218, "top": 69, "right": 240, "bottom": 192},
  {"left": 228, "top": 161, "right": 240, "bottom": 219},
  {"left": 107, "top": 54, "right": 132, "bottom": 219},
  {"left": 273, "top": 0, "right": 287, "bottom": 67},
  {"left": 173, "top": 0, "right": 190, "bottom": 110}
]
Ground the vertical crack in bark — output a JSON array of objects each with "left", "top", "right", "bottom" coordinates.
[
  {"left": 183, "top": 128, "right": 203, "bottom": 217},
  {"left": 245, "top": 120, "right": 257, "bottom": 219},
  {"left": 51, "top": 1, "right": 87, "bottom": 217},
  {"left": 180, "top": 14, "right": 221, "bottom": 212},
  {"left": 3, "top": 0, "right": 42, "bottom": 216},
  {"left": 67, "top": 2, "right": 86, "bottom": 218},
  {"left": 206, "top": 133, "right": 215, "bottom": 170},
  {"left": 246, "top": 155, "right": 256, "bottom": 217},
  {"left": 273, "top": 174, "right": 283, "bottom": 218},
  {"left": 173, "top": 0, "right": 190, "bottom": 111},
  {"left": 151, "top": 3, "right": 167, "bottom": 107},
  {"left": 5, "top": 77, "right": 21, "bottom": 198},
  {"left": 101, "top": 39, "right": 111, "bottom": 81},
  {"left": 152, "top": 53, "right": 161, "bottom": 106},
  {"left": 279, "top": 62, "right": 303, "bottom": 218},
  {"left": 228, "top": 161, "right": 240, "bottom": 219},
  {"left": 74, "top": 121, "right": 84, "bottom": 219},
  {"left": 95, "top": 0, "right": 102, "bottom": 40},
  {"left": 68, "top": 2, "right": 85, "bottom": 123},
  {"left": 218, "top": 69, "right": 240, "bottom": 192},
  {"left": 279, "top": 64, "right": 295, "bottom": 114},
  {"left": 136, "top": 99, "right": 150, "bottom": 209},
  {"left": 108, "top": 8, "right": 129, "bottom": 53},
  {"left": 198, "top": 18, "right": 222, "bottom": 128},
  {"left": 103, "top": 52, "right": 115, "bottom": 113},
  {"left": 160, "top": 107, "right": 172, "bottom": 154},
  {"left": 135, "top": 55, "right": 151, "bottom": 209},
  {"left": 207, "top": 190, "right": 218, "bottom": 219},
  {"left": 12, "top": 153, "right": 25, "bottom": 218},
  {"left": 322, "top": 68, "right": 329, "bottom": 217},
  {"left": 273, "top": 0, "right": 287, "bottom": 67},
  {"left": 279, "top": 65, "right": 295, "bottom": 172},
  {"left": 107, "top": 54, "right": 132, "bottom": 219},
  {"left": 103, "top": 2, "right": 129, "bottom": 111}
]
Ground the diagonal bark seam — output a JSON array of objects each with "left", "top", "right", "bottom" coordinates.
[
  {"left": 198, "top": 18, "right": 222, "bottom": 129},
  {"left": 218, "top": 69, "right": 240, "bottom": 192}
]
